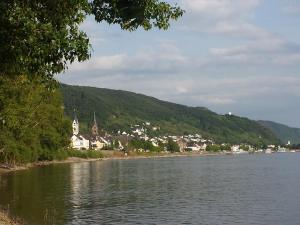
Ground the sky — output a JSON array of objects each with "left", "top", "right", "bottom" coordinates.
[{"left": 57, "top": 0, "right": 300, "bottom": 128}]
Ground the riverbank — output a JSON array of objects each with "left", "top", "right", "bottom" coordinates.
[
  {"left": 0, "top": 151, "right": 228, "bottom": 174},
  {"left": 0, "top": 157, "right": 103, "bottom": 174}
]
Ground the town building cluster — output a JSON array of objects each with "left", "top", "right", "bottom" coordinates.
[
  {"left": 70, "top": 113, "right": 292, "bottom": 154},
  {"left": 71, "top": 112, "right": 109, "bottom": 150}
]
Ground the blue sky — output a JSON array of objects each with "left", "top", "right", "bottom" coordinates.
[{"left": 57, "top": 0, "right": 300, "bottom": 128}]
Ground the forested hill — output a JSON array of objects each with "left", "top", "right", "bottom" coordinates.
[
  {"left": 60, "top": 84, "right": 279, "bottom": 145},
  {"left": 258, "top": 121, "right": 300, "bottom": 144}
]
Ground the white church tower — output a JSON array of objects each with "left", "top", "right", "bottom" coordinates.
[{"left": 72, "top": 110, "right": 79, "bottom": 135}]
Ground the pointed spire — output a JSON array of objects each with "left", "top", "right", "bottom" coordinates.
[
  {"left": 73, "top": 109, "right": 78, "bottom": 122},
  {"left": 72, "top": 109, "right": 79, "bottom": 135},
  {"left": 91, "top": 112, "right": 98, "bottom": 136},
  {"left": 93, "top": 111, "right": 97, "bottom": 125}
]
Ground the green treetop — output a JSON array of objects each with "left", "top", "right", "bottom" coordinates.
[{"left": 166, "top": 138, "right": 180, "bottom": 152}]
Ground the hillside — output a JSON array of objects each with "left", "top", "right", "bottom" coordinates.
[
  {"left": 60, "top": 84, "right": 279, "bottom": 145},
  {"left": 258, "top": 121, "right": 300, "bottom": 144}
]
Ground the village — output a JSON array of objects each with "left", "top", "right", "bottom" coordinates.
[{"left": 71, "top": 112, "right": 292, "bottom": 154}]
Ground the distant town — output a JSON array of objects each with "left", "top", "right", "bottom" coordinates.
[{"left": 71, "top": 111, "right": 298, "bottom": 155}]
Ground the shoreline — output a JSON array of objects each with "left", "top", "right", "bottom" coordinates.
[
  {"left": 0, "top": 151, "right": 228, "bottom": 174},
  {"left": 0, "top": 157, "right": 103, "bottom": 174},
  {"left": 2, "top": 150, "right": 299, "bottom": 174}
]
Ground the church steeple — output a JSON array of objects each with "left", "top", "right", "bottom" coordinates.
[
  {"left": 91, "top": 112, "right": 98, "bottom": 136},
  {"left": 72, "top": 109, "right": 79, "bottom": 135}
]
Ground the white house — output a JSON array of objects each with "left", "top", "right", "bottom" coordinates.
[
  {"left": 231, "top": 145, "right": 247, "bottom": 154},
  {"left": 231, "top": 145, "right": 240, "bottom": 153},
  {"left": 90, "top": 137, "right": 109, "bottom": 150},
  {"left": 199, "top": 143, "right": 207, "bottom": 151},
  {"left": 188, "top": 145, "right": 201, "bottom": 151},
  {"left": 71, "top": 134, "right": 90, "bottom": 150}
]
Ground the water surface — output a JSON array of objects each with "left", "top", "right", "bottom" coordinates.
[{"left": 1, "top": 154, "right": 300, "bottom": 225}]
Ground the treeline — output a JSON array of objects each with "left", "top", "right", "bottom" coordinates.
[
  {"left": 204, "top": 144, "right": 252, "bottom": 152},
  {"left": 0, "top": 76, "right": 71, "bottom": 164},
  {"left": 204, "top": 144, "right": 230, "bottom": 152},
  {"left": 288, "top": 144, "right": 300, "bottom": 149},
  {"left": 127, "top": 138, "right": 180, "bottom": 153}
]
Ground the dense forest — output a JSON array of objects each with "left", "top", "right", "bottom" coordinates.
[{"left": 61, "top": 84, "right": 280, "bottom": 145}]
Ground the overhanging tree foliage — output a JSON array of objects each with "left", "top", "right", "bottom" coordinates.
[{"left": 0, "top": 0, "right": 183, "bottom": 79}]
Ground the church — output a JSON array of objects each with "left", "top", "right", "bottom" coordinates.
[
  {"left": 89, "top": 112, "right": 109, "bottom": 150},
  {"left": 70, "top": 111, "right": 108, "bottom": 150},
  {"left": 70, "top": 112, "right": 90, "bottom": 150}
]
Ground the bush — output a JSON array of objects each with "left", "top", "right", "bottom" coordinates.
[
  {"left": 53, "top": 149, "right": 69, "bottom": 160},
  {"left": 166, "top": 138, "right": 180, "bottom": 152},
  {"left": 0, "top": 140, "right": 39, "bottom": 164},
  {"left": 128, "top": 138, "right": 163, "bottom": 152},
  {"left": 206, "top": 144, "right": 221, "bottom": 152}
]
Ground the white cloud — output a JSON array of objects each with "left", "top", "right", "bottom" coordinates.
[
  {"left": 207, "top": 34, "right": 300, "bottom": 66},
  {"left": 68, "top": 42, "right": 188, "bottom": 75},
  {"left": 180, "top": 0, "right": 262, "bottom": 36},
  {"left": 272, "top": 53, "right": 300, "bottom": 65},
  {"left": 212, "top": 21, "right": 269, "bottom": 39},
  {"left": 71, "top": 54, "right": 126, "bottom": 71},
  {"left": 182, "top": 0, "right": 261, "bottom": 18},
  {"left": 189, "top": 95, "right": 236, "bottom": 105}
]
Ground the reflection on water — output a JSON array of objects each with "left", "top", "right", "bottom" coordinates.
[{"left": 1, "top": 154, "right": 300, "bottom": 225}]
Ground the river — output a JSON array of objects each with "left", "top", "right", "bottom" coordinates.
[{"left": 1, "top": 154, "right": 300, "bottom": 225}]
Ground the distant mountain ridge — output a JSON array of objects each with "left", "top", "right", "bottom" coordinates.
[
  {"left": 60, "top": 84, "right": 279, "bottom": 145},
  {"left": 258, "top": 121, "right": 300, "bottom": 144}
]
